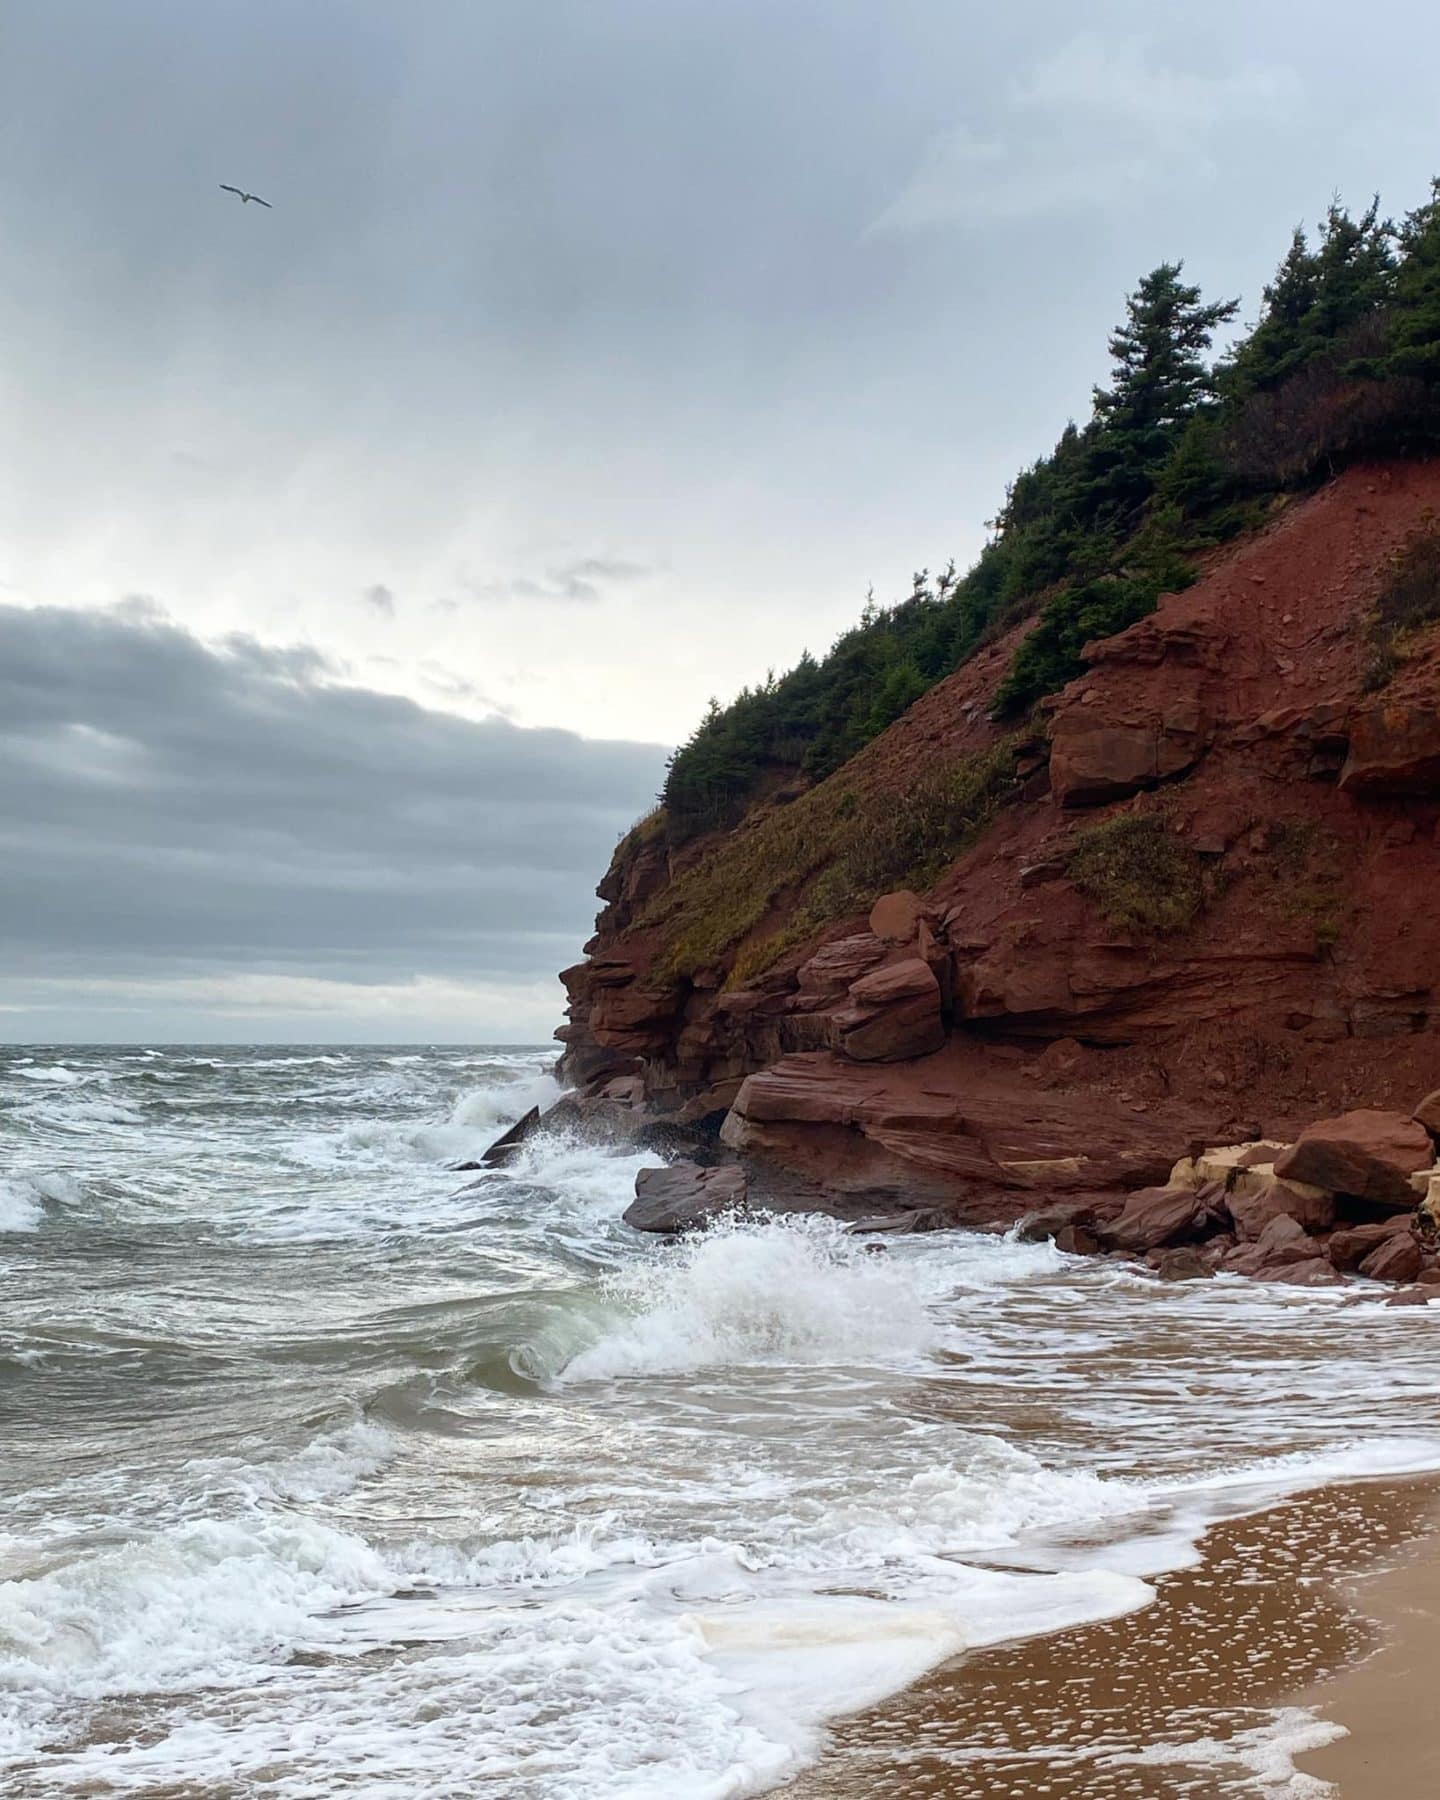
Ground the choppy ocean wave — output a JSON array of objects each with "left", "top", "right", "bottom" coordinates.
[{"left": 4, "top": 1042, "right": 1440, "bottom": 1796}]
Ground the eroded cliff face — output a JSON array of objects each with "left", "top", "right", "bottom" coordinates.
[{"left": 558, "top": 460, "right": 1440, "bottom": 1221}]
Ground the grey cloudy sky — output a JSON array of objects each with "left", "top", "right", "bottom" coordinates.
[{"left": 2, "top": 1, "right": 1438, "bottom": 1039}]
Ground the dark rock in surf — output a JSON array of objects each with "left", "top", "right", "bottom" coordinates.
[
  {"left": 1326, "top": 1217, "right": 1413, "bottom": 1271},
  {"left": 623, "top": 1161, "right": 750, "bottom": 1234},
  {"left": 1148, "top": 1245, "right": 1213, "bottom": 1281},
  {"left": 845, "top": 1207, "right": 955, "bottom": 1236},
  {"left": 480, "top": 1105, "right": 542, "bottom": 1168},
  {"left": 1358, "top": 1229, "right": 1427, "bottom": 1284}
]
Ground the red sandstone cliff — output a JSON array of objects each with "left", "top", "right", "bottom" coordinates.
[{"left": 558, "top": 461, "right": 1440, "bottom": 1224}]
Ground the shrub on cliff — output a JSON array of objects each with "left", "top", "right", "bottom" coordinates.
[
  {"left": 993, "top": 565, "right": 1195, "bottom": 718},
  {"left": 648, "top": 740, "right": 1020, "bottom": 984},
  {"left": 1066, "top": 812, "right": 1205, "bottom": 936},
  {"left": 1363, "top": 520, "right": 1440, "bottom": 688}
]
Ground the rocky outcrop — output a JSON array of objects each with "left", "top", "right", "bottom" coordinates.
[
  {"left": 1339, "top": 703, "right": 1440, "bottom": 796},
  {"left": 559, "top": 461, "right": 1440, "bottom": 1287},
  {"left": 714, "top": 1046, "right": 1204, "bottom": 1218},
  {"left": 1050, "top": 698, "right": 1208, "bottom": 807}
]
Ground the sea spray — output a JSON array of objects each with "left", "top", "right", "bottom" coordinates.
[{"left": 560, "top": 1214, "right": 936, "bottom": 1381}]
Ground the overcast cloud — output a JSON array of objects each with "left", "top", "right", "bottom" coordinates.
[
  {"left": 0, "top": 602, "right": 664, "bottom": 1039},
  {"left": 2, "top": 1, "right": 1439, "bottom": 1037}
]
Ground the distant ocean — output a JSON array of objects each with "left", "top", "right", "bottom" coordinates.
[{"left": 5, "top": 1044, "right": 1440, "bottom": 1797}]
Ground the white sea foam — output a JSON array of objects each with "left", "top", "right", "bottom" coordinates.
[
  {"left": 208, "top": 1416, "right": 402, "bottom": 1507},
  {"left": 0, "top": 1514, "right": 392, "bottom": 1703},
  {"left": 447, "top": 1067, "right": 563, "bottom": 1133},
  {"left": 0, "top": 1179, "right": 47, "bottom": 1234},
  {"left": 562, "top": 1215, "right": 937, "bottom": 1380},
  {"left": 13, "top": 1064, "right": 86, "bottom": 1085},
  {"left": 1108, "top": 1705, "right": 1346, "bottom": 1795},
  {"left": 500, "top": 1129, "right": 662, "bottom": 1221},
  {"left": 0, "top": 1173, "right": 80, "bottom": 1233},
  {"left": 16, "top": 1095, "right": 143, "bottom": 1133}
]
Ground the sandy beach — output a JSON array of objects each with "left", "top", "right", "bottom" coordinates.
[
  {"left": 787, "top": 1476, "right": 1440, "bottom": 1799},
  {"left": 1293, "top": 1496, "right": 1440, "bottom": 1795}
]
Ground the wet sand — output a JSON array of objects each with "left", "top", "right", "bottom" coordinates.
[
  {"left": 1293, "top": 1502, "right": 1440, "bottom": 1795},
  {"left": 786, "top": 1476, "right": 1440, "bottom": 1799}
]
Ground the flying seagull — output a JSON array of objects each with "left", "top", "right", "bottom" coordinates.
[{"left": 219, "top": 184, "right": 272, "bottom": 208}]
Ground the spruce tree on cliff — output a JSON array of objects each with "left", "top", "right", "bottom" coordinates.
[
  {"left": 1081, "top": 263, "right": 1239, "bottom": 531},
  {"left": 1386, "top": 179, "right": 1440, "bottom": 385},
  {"left": 1225, "top": 200, "right": 1396, "bottom": 397}
]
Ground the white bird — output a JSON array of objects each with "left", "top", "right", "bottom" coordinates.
[{"left": 219, "top": 184, "right": 272, "bottom": 208}]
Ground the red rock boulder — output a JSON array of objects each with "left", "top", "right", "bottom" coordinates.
[
  {"left": 1049, "top": 705, "right": 1205, "bottom": 808},
  {"left": 1338, "top": 703, "right": 1440, "bottom": 797},
  {"left": 1102, "top": 1184, "right": 1226, "bottom": 1253},
  {"left": 1358, "top": 1230, "right": 1427, "bottom": 1284},
  {"left": 1148, "top": 1245, "right": 1214, "bottom": 1281},
  {"left": 1222, "top": 1214, "right": 1328, "bottom": 1278},
  {"left": 1327, "top": 1217, "right": 1413, "bottom": 1272},
  {"left": 1272, "top": 1110, "right": 1435, "bottom": 1210},
  {"left": 869, "top": 891, "right": 926, "bottom": 946},
  {"left": 796, "top": 933, "right": 887, "bottom": 999},
  {"left": 831, "top": 958, "right": 945, "bottom": 1063},
  {"left": 1227, "top": 1174, "right": 1337, "bottom": 1241}
]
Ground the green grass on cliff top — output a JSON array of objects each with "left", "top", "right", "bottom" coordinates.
[{"left": 637, "top": 738, "right": 1020, "bottom": 987}]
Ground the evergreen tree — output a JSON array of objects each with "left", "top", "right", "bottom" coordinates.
[
  {"left": 1385, "top": 179, "right": 1440, "bottom": 383},
  {"left": 1227, "top": 199, "right": 1395, "bottom": 396},
  {"left": 1308, "top": 197, "right": 1396, "bottom": 342},
  {"left": 1093, "top": 264, "right": 1239, "bottom": 436},
  {"left": 1082, "top": 264, "right": 1238, "bottom": 529}
]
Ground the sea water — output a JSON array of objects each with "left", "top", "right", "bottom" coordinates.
[{"left": 3, "top": 1044, "right": 1439, "bottom": 1797}]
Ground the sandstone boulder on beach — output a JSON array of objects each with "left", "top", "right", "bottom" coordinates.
[
  {"left": 1101, "top": 1184, "right": 1226, "bottom": 1253},
  {"left": 1272, "top": 1109, "right": 1435, "bottom": 1210},
  {"left": 1016, "top": 1198, "right": 1121, "bottom": 1257},
  {"left": 1184, "top": 1141, "right": 1289, "bottom": 1196},
  {"left": 1358, "top": 1230, "right": 1427, "bottom": 1284},
  {"left": 1222, "top": 1213, "right": 1327, "bottom": 1279},
  {"left": 1274, "top": 1258, "right": 1345, "bottom": 1288},
  {"left": 1148, "top": 1245, "right": 1213, "bottom": 1281},
  {"left": 1327, "top": 1217, "right": 1414, "bottom": 1271},
  {"left": 1226, "top": 1172, "right": 1337, "bottom": 1240},
  {"left": 623, "top": 1161, "right": 750, "bottom": 1233}
]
